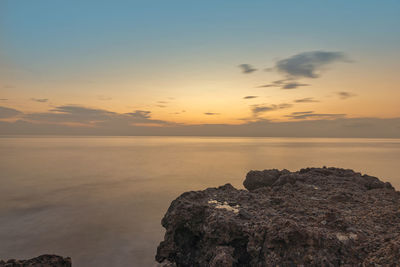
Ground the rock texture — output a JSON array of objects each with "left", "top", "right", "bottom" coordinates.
[
  {"left": 0, "top": 255, "right": 71, "bottom": 267},
  {"left": 156, "top": 167, "right": 400, "bottom": 266}
]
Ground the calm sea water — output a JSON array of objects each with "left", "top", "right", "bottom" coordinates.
[{"left": 0, "top": 136, "right": 400, "bottom": 266}]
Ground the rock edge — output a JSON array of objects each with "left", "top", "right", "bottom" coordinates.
[{"left": 0, "top": 255, "right": 71, "bottom": 267}]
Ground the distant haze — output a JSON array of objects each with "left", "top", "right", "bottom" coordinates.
[{"left": 1, "top": 115, "right": 400, "bottom": 138}]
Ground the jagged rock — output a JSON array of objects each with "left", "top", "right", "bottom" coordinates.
[
  {"left": 156, "top": 167, "right": 400, "bottom": 266},
  {"left": 243, "top": 169, "right": 285, "bottom": 190},
  {"left": 0, "top": 255, "right": 71, "bottom": 267}
]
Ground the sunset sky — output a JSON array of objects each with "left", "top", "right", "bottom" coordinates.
[{"left": 1, "top": 1, "right": 400, "bottom": 136}]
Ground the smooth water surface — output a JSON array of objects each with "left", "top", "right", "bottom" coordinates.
[{"left": 1, "top": 136, "right": 400, "bottom": 266}]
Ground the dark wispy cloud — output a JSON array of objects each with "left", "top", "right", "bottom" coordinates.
[
  {"left": 3, "top": 85, "right": 15, "bottom": 89},
  {"left": 294, "top": 97, "right": 319, "bottom": 103},
  {"left": 0, "top": 106, "right": 22, "bottom": 118},
  {"left": 25, "top": 105, "right": 117, "bottom": 123},
  {"left": 285, "top": 111, "right": 346, "bottom": 120},
  {"left": 204, "top": 112, "right": 220, "bottom": 116},
  {"left": 156, "top": 101, "right": 169, "bottom": 108},
  {"left": 282, "top": 82, "right": 309, "bottom": 89},
  {"left": 337, "top": 91, "right": 356, "bottom": 99},
  {"left": 31, "top": 98, "right": 49, "bottom": 103},
  {"left": 258, "top": 51, "right": 349, "bottom": 90},
  {"left": 275, "top": 51, "right": 349, "bottom": 78},
  {"left": 251, "top": 103, "right": 292, "bottom": 115},
  {"left": 170, "top": 110, "right": 186, "bottom": 115},
  {"left": 258, "top": 79, "right": 287, "bottom": 88},
  {"left": 0, "top": 98, "right": 8, "bottom": 101},
  {"left": 126, "top": 110, "right": 152, "bottom": 119},
  {"left": 124, "top": 110, "right": 169, "bottom": 124},
  {"left": 258, "top": 79, "right": 309, "bottom": 90},
  {"left": 243, "top": 96, "right": 258, "bottom": 99},
  {"left": 238, "top": 64, "right": 257, "bottom": 74},
  {"left": 21, "top": 105, "right": 169, "bottom": 127}
]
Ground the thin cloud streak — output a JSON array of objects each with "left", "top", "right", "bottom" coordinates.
[
  {"left": 258, "top": 79, "right": 308, "bottom": 90},
  {"left": 337, "top": 91, "right": 356, "bottom": 99},
  {"left": 285, "top": 111, "right": 345, "bottom": 120},
  {"left": 294, "top": 97, "right": 319, "bottom": 103},
  {"left": 31, "top": 98, "right": 49, "bottom": 103},
  {"left": 282, "top": 82, "right": 309, "bottom": 89},
  {"left": 251, "top": 103, "right": 292, "bottom": 115},
  {"left": 238, "top": 64, "right": 257, "bottom": 74}
]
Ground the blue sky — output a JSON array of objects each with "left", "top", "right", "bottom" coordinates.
[{"left": 2, "top": 0, "right": 399, "bottom": 76}]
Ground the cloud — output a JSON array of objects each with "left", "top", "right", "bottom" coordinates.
[
  {"left": 285, "top": 111, "right": 346, "bottom": 120},
  {"left": 126, "top": 110, "right": 152, "bottom": 119},
  {"left": 282, "top": 82, "right": 309, "bottom": 89},
  {"left": 291, "top": 111, "right": 314, "bottom": 115},
  {"left": 258, "top": 79, "right": 287, "bottom": 88},
  {"left": 258, "top": 51, "right": 349, "bottom": 91},
  {"left": 243, "top": 96, "right": 258, "bottom": 99},
  {"left": 25, "top": 105, "right": 117, "bottom": 123},
  {"left": 275, "top": 51, "right": 349, "bottom": 78},
  {"left": 251, "top": 103, "right": 292, "bottom": 115},
  {"left": 170, "top": 110, "right": 186, "bottom": 115},
  {"left": 0, "top": 98, "right": 8, "bottom": 101},
  {"left": 337, "top": 91, "right": 356, "bottom": 99},
  {"left": 31, "top": 98, "right": 49, "bottom": 103},
  {"left": 258, "top": 84, "right": 275, "bottom": 88},
  {"left": 156, "top": 101, "right": 169, "bottom": 108},
  {"left": 294, "top": 97, "right": 319, "bottom": 103},
  {"left": 238, "top": 64, "right": 257, "bottom": 74},
  {"left": 204, "top": 112, "right": 220, "bottom": 116},
  {"left": 0, "top": 106, "right": 22, "bottom": 118},
  {"left": 22, "top": 105, "right": 169, "bottom": 128},
  {"left": 258, "top": 79, "right": 309, "bottom": 90}
]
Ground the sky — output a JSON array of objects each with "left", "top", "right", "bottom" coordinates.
[{"left": 1, "top": 0, "right": 400, "bottom": 137}]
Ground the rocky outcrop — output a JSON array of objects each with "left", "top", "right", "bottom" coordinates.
[
  {"left": 156, "top": 167, "right": 400, "bottom": 266},
  {"left": 0, "top": 255, "right": 71, "bottom": 267}
]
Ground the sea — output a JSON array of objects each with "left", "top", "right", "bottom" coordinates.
[{"left": 1, "top": 136, "right": 399, "bottom": 266}]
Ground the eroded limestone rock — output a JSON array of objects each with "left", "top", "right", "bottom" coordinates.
[{"left": 156, "top": 167, "right": 399, "bottom": 266}]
